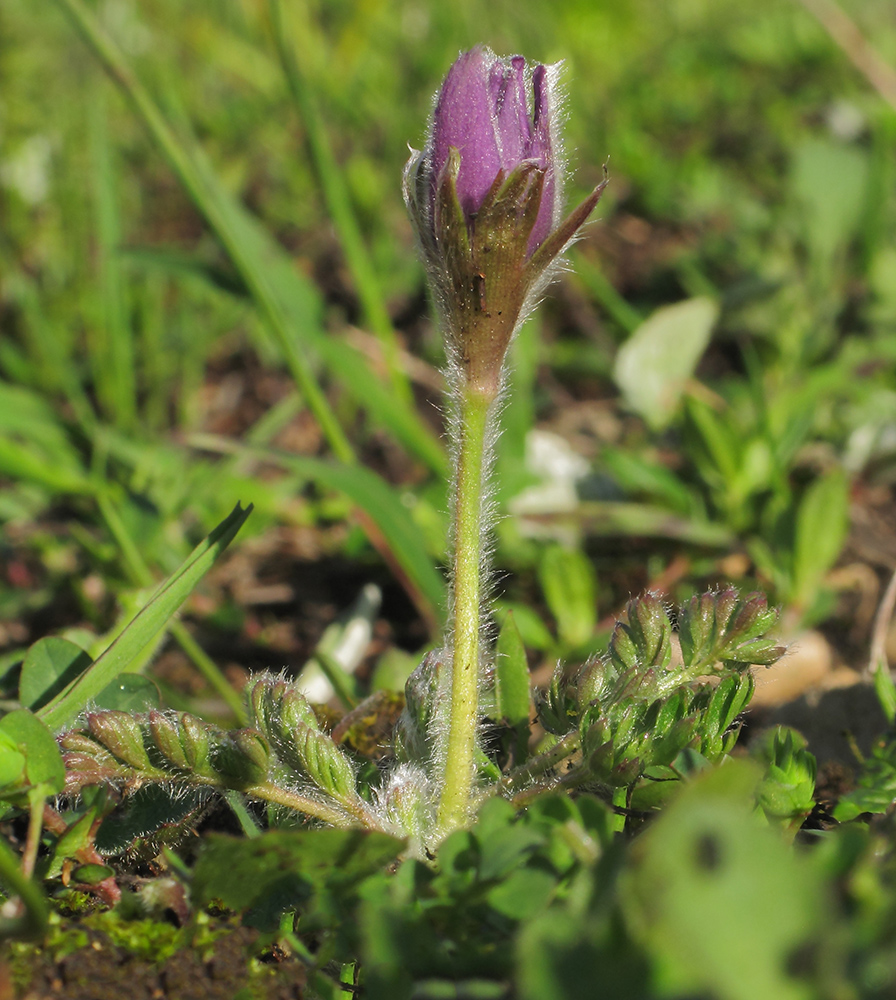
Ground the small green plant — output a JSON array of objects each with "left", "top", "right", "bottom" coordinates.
[
  {"left": 58, "top": 586, "right": 781, "bottom": 859},
  {"left": 834, "top": 728, "right": 896, "bottom": 823},
  {"left": 33, "top": 48, "right": 785, "bottom": 866},
  {"left": 0, "top": 50, "right": 789, "bottom": 916}
]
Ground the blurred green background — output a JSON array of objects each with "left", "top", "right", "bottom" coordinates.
[{"left": 2, "top": 0, "right": 896, "bottom": 702}]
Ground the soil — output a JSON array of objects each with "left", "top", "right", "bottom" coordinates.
[{"left": 2, "top": 925, "right": 306, "bottom": 1000}]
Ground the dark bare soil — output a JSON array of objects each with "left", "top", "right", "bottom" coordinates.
[{"left": 3, "top": 925, "right": 306, "bottom": 1000}]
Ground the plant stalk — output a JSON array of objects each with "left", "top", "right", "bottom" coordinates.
[
  {"left": 500, "top": 731, "right": 581, "bottom": 794},
  {"left": 21, "top": 791, "right": 45, "bottom": 880},
  {"left": 248, "top": 781, "right": 373, "bottom": 829},
  {"left": 0, "top": 836, "right": 48, "bottom": 940},
  {"left": 438, "top": 385, "right": 494, "bottom": 834}
]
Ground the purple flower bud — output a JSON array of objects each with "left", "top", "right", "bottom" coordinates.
[
  {"left": 405, "top": 47, "right": 607, "bottom": 396},
  {"left": 429, "top": 47, "right": 559, "bottom": 256}
]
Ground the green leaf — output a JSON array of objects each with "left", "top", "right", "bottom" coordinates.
[
  {"left": 624, "top": 761, "right": 831, "bottom": 1000},
  {"left": 753, "top": 727, "right": 817, "bottom": 829},
  {"left": 538, "top": 546, "right": 597, "bottom": 651},
  {"left": 95, "top": 785, "right": 212, "bottom": 855},
  {"left": 492, "top": 602, "right": 554, "bottom": 652},
  {"left": 0, "top": 733, "right": 26, "bottom": 790},
  {"left": 94, "top": 674, "right": 161, "bottom": 712},
  {"left": 873, "top": 664, "right": 896, "bottom": 725},
  {"left": 38, "top": 503, "right": 252, "bottom": 731},
  {"left": 495, "top": 612, "right": 531, "bottom": 728},
  {"left": 486, "top": 866, "right": 556, "bottom": 920},
  {"left": 832, "top": 731, "right": 896, "bottom": 821},
  {"left": 682, "top": 393, "right": 741, "bottom": 487},
  {"left": 833, "top": 787, "right": 894, "bottom": 823},
  {"left": 70, "top": 863, "right": 115, "bottom": 886},
  {"left": 474, "top": 799, "right": 543, "bottom": 882},
  {"left": 577, "top": 499, "right": 734, "bottom": 547},
  {"left": 704, "top": 674, "right": 753, "bottom": 737},
  {"left": 191, "top": 829, "right": 404, "bottom": 912},
  {"left": 516, "top": 896, "right": 648, "bottom": 1000},
  {"left": 601, "top": 445, "right": 695, "bottom": 515},
  {"left": 791, "top": 138, "right": 869, "bottom": 261},
  {"left": 0, "top": 710, "right": 65, "bottom": 794},
  {"left": 19, "top": 637, "right": 93, "bottom": 712},
  {"left": 791, "top": 469, "right": 849, "bottom": 611},
  {"left": 47, "top": 806, "right": 102, "bottom": 876},
  {"left": 614, "top": 297, "right": 718, "bottom": 430}
]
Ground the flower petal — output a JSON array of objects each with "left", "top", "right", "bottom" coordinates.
[{"left": 432, "top": 47, "right": 503, "bottom": 219}]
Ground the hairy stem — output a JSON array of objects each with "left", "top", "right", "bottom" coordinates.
[
  {"left": 508, "top": 767, "right": 592, "bottom": 809},
  {"left": 247, "top": 780, "right": 375, "bottom": 829},
  {"left": 500, "top": 731, "right": 581, "bottom": 794},
  {"left": 438, "top": 386, "right": 493, "bottom": 834}
]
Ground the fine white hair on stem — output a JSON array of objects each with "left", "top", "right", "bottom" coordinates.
[{"left": 427, "top": 353, "right": 511, "bottom": 795}]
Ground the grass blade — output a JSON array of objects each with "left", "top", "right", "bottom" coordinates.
[
  {"left": 53, "top": 0, "right": 446, "bottom": 476},
  {"left": 189, "top": 433, "right": 445, "bottom": 631},
  {"left": 53, "top": 0, "right": 350, "bottom": 463},
  {"left": 268, "top": 0, "right": 411, "bottom": 406},
  {"left": 88, "top": 88, "right": 137, "bottom": 430},
  {"left": 38, "top": 503, "right": 253, "bottom": 731},
  {"left": 0, "top": 837, "right": 49, "bottom": 940}
]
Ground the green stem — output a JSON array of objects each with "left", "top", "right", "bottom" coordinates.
[
  {"left": 508, "top": 767, "right": 591, "bottom": 809},
  {"left": 223, "top": 791, "right": 262, "bottom": 838},
  {"left": 500, "top": 731, "right": 581, "bottom": 794},
  {"left": 170, "top": 621, "right": 248, "bottom": 723},
  {"left": 21, "top": 789, "right": 45, "bottom": 880},
  {"left": 247, "top": 780, "right": 373, "bottom": 829},
  {"left": 0, "top": 836, "right": 48, "bottom": 940},
  {"left": 438, "top": 386, "right": 493, "bottom": 834}
]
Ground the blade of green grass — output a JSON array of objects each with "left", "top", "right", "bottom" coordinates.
[
  {"left": 189, "top": 432, "right": 445, "bottom": 631},
  {"left": 54, "top": 0, "right": 446, "bottom": 477},
  {"left": 8, "top": 277, "right": 97, "bottom": 433},
  {"left": 269, "top": 455, "right": 445, "bottom": 632},
  {"left": 165, "top": 132, "right": 446, "bottom": 475},
  {"left": 549, "top": 501, "right": 735, "bottom": 547},
  {"left": 54, "top": 0, "right": 350, "bottom": 464},
  {"left": 0, "top": 836, "right": 49, "bottom": 940},
  {"left": 575, "top": 257, "right": 644, "bottom": 334},
  {"left": 0, "top": 438, "right": 89, "bottom": 496},
  {"left": 92, "top": 486, "right": 249, "bottom": 723},
  {"left": 38, "top": 503, "right": 252, "bottom": 731},
  {"left": 268, "top": 0, "right": 411, "bottom": 407},
  {"left": 88, "top": 87, "right": 136, "bottom": 430},
  {"left": 0, "top": 382, "right": 93, "bottom": 494}
]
